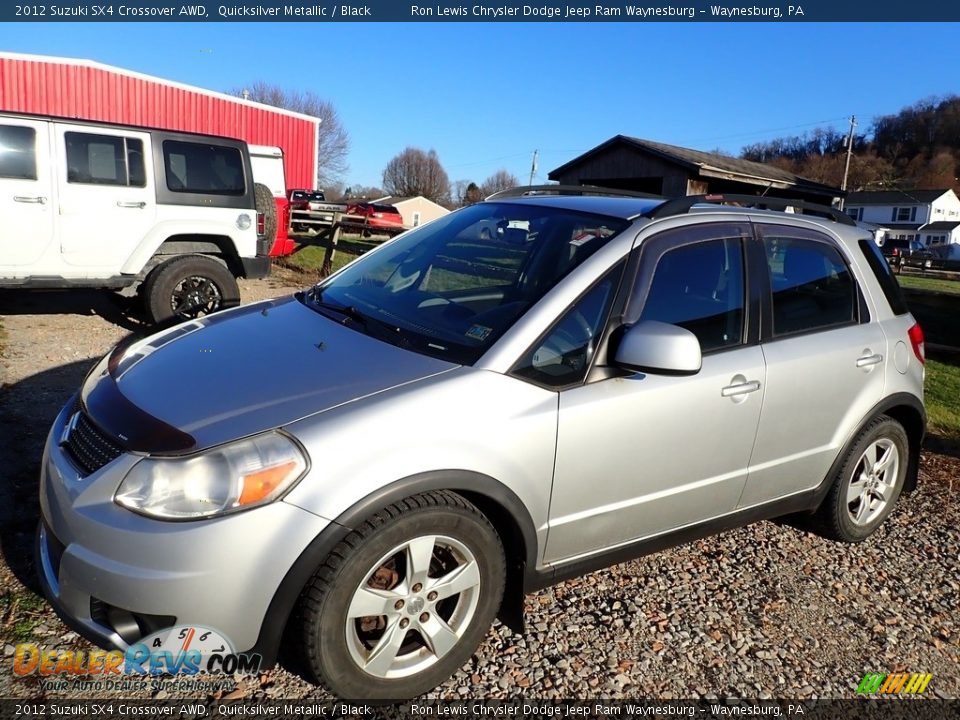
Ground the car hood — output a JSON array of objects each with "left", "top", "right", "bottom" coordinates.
[{"left": 80, "top": 296, "right": 457, "bottom": 454}]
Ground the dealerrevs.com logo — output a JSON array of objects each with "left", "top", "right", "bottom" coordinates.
[
  {"left": 14, "top": 625, "right": 261, "bottom": 677},
  {"left": 856, "top": 672, "right": 933, "bottom": 695}
]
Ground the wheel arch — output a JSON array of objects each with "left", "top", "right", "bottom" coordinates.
[
  {"left": 144, "top": 234, "right": 243, "bottom": 278},
  {"left": 247, "top": 470, "right": 538, "bottom": 666}
]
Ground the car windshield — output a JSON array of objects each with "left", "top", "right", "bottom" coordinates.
[{"left": 301, "top": 202, "right": 629, "bottom": 364}]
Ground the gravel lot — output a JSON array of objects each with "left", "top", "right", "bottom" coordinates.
[{"left": 1, "top": 269, "right": 958, "bottom": 701}]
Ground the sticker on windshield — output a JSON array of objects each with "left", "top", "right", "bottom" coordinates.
[
  {"left": 570, "top": 232, "right": 597, "bottom": 247},
  {"left": 465, "top": 324, "right": 493, "bottom": 341}
]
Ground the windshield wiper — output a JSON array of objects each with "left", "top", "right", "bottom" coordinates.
[{"left": 303, "top": 288, "right": 368, "bottom": 326}]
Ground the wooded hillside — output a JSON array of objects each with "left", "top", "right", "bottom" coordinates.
[{"left": 740, "top": 96, "right": 960, "bottom": 192}]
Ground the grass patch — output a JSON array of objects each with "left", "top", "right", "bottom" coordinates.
[
  {"left": 897, "top": 273, "right": 960, "bottom": 295},
  {"left": 278, "top": 245, "right": 360, "bottom": 276},
  {"left": 926, "top": 358, "right": 960, "bottom": 446}
]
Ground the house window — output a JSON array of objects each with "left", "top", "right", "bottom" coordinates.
[
  {"left": 846, "top": 207, "right": 863, "bottom": 222},
  {"left": 892, "top": 207, "right": 917, "bottom": 222}
]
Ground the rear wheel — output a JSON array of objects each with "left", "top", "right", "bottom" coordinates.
[
  {"left": 299, "top": 491, "right": 505, "bottom": 700},
  {"left": 812, "top": 415, "right": 908, "bottom": 542},
  {"left": 142, "top": 255, "right": 240, "bottom": 324}
]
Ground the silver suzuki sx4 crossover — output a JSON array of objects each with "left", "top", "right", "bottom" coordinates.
[{"left": 39, "top": 190, "right": 925, "bottom": 699}]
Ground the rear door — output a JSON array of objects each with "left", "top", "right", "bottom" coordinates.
[
  {"left": 55, "top": 123, "right": 156, "bottom": 270},
  {"left": 741, "top": 222, "right": 886, "bottom": 507},
  {"left": 0, "top": 117, "right": 54, "bottom": 268}
]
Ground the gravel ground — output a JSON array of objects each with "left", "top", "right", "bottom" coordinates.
[{"left": 1, "top": 270, "right": 958, "bottom": 701}]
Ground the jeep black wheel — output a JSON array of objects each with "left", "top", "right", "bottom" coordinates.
[
  {"left": 298, "top": 491, "right": 505, "bottom": 700},
  {"left": 142, "top": 255, "right": 240, "bottom": 324}
]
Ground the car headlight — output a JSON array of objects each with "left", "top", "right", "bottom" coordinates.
[{"left": 115, "top": 432, "right": 307, "bottom": 520}]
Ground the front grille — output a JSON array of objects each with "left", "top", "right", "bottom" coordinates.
[{"left": 64, "top": 411, "right": 123, "bottom": 476}]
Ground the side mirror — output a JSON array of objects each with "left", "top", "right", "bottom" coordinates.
[{"left": 613, "top": 320, "right": 702, "bottom": 375}]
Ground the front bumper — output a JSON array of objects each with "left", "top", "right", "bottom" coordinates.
[{"left": 37, "top": 401, "right": 330, "bottom": 654}]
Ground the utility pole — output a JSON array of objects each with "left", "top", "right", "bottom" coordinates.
[
  {"left": 528, "top": 149, "right": 538, "bottom": 186},
  {"left": 839, "top": 115, "right": 857, "bottom": 210}
]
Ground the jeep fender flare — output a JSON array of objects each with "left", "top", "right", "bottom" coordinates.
[
  {"left": 120, "top": 220, "right": 254, "bottom": 277},
  {"left": 247, "top": 470, "right": 538, "bottom": 666}
]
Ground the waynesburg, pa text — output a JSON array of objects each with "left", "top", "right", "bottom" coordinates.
[{"left": 410, "top": 5, "right": 802, "bottom": 18}]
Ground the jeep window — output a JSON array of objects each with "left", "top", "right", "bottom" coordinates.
[
  {"left": 763, "top": 235, "right": 856, "bottom": 336},
  {"left": 638, "top": 238, "right": 745, "bottom": 352},
  {"left": 0, "top": 125, "right": 37, "bottom": 180},
  {"left": 513, "top": 268, "right": 620, "bottom": 388},
  {"left": 163, "top": 140, "right": 244, "bottom": 195},
  {"left": 65, "top": 132, "right": 145, "bottom": 187},
  {"left": 304, "top": 202, "right": 628, "bottom": 365}
]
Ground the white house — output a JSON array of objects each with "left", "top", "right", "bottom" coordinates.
[
  {"left": 844, "top": 189, "right": 960, "bottom": 246},
  {"left": 373, "top": 196, "right": 450, "bottom": 229}
]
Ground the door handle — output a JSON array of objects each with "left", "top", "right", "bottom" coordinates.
[
  {"left": 14, "top": 195, "right": 47, "bottom": 204},
  {"left": 117, "top": 201, "right": 146, "bottom": 209},
  {"left": 721, "top": 380, "right": 761, "bottom": 397},
  {"left": 856, "top": 353, "right": 883, "bottom": 368}
]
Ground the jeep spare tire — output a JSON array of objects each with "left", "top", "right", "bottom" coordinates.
[
  {"left": 255, "top": 182, "right": 278, "bottom": 249},
  {"left": 142, "top": 255, "right": 241, "bottom": 324}
]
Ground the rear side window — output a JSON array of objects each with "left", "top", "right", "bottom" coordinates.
[
  {"left": 858, "top": 238, "right": 909, "bottom": 315},
  {"left": 65, "top": 132, "right": 145, "bottom": 187},
  {"left": 638, "top": 238, "right": 745, "bottom": 352},
  {"left": 163, "top": 140, "right": 244, "bottom": 195},
  {"left": 0, "top": 125, "right": 37, "bottom": 179},
  {"left": 764, "top": 235, "right": 856, "bottom": 336}
]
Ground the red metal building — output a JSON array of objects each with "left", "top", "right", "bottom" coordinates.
[{"left": 0, "top": 51, "right": 320, "bottom": 190}]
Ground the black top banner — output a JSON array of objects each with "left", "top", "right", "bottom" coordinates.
[{"left": 2, "top": 0, "right": 958, "bottom": 22}]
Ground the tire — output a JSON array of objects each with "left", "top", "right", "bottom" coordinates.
[
  {"left": 811, "top": 415, "right": 909, "bottom": 542},
  {"left": 141, "top": 255, "right": 240, "bottom": 325},
  {"left": 255, "top": 182, "right": 278, "bottom": 249},
  {"left": 299, "top": 491, "right": 505, "bottom": 700}
]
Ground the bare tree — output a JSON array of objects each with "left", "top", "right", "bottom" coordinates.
[
  {"left": 382, "top": 147, "right": 450, "bottom": 204},
  {"left": 480, "top": 169, "right": 519, "bottom": 197},
  {"left": 236, "top": 81, "right": 349, "bottom": 190},
  {"left": 341, "top": 184, "right": 385, "bottom": 201}
]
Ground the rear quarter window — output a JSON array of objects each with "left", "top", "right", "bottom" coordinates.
[
  {"left": 163, "top": 140, "right": 245, "bottom": 195},
  {"left": 858, "top": 238, "right": 909, "bottom": 316}
]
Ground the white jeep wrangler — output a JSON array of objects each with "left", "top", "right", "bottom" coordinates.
[{"left": 0, "top": 112, "right": 274, "bottom": 323}]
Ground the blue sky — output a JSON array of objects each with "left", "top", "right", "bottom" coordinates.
[{"left": 2, "top": 22, "right": 953, "bottom": 189}]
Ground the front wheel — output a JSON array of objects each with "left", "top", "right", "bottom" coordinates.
[
  {"left": 812, "top": 415, "right": 909, "bottom": 542},
  {"left": 141, "top": 255, "right": 240, "bottom": 324},
  {"left": 299, "top": 491, "right": 505, "bottom": 700}
]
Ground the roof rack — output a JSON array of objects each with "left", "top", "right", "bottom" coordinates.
[
  {"left": 486, "top": 184, "right": 664, "bottom": 201},
  {"left": 644, "top": 193, "right": 856, "bottom": 226}
]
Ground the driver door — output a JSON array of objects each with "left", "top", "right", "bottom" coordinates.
[{"left": 544, "top": 223, "right": 766, "bottom": 564}]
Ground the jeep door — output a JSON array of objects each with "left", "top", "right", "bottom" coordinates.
[
  {"left": 544, "top": 222, "right": 766, "bottom": 564},
  {"left": 54, "top": 123, "right": 156, "bottom": 269},
  {"left": 0, "top": 117, "right": 54, "bottom": 268},
  {"left": 739, "top": 222, "right": 887, "bottom": 506}
]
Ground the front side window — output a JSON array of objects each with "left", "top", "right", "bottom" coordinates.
[
  {"left": 303, "top": 202, "right": 629, "bottom": 365},
  {"left": 638, "top": 238, "right": 745, "bottom": 353},
  {"left": 65, "top": 132, "right": 145, "bottom": 187},
  {"left": 163, "top": 140, "right": 244, "bottom": 195},
  {"left": 513, "top": 269, "right": 620, "bottom": 388},
  {"left": 763, "top": 232, "right": 856, "bottom": 336},
  {"left": 0, "top": 125, "right": 37, "bottom": 179}
]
